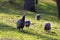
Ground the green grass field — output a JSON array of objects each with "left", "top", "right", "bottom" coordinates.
[{"left": 0, "top": 0, "right": 60, "bottom": 40}]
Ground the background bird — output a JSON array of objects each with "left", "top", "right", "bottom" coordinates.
[
  {"left": 44, "top": 22, "right": 51, "bottom": 33},
  {"left": 35, "top": 14, "right": 41, "bottom": 20},
  {"left": 25, "top": 20, "right": 30, "bottom": 27},
  {"left": 16, "top": 14, "right": 25, "bottom": 31}
]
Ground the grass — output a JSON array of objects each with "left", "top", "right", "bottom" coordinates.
[{"left": 0, "top": 0, "right": 60, "bottom": 40}]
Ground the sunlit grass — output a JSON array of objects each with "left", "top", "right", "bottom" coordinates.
[{"left": 0, "top": 0, "right": 60, "bottom": 40}]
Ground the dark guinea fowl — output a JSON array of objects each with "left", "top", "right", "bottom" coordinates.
[
  {"left": 44, "top": 22, "right": 51, "bottom": 33},
  {"left": 25, "top": 20, "right": 30, "bottom": 27},
  {"left": 35, "top": 14, "right": 41, "bottom": 20},
  {"left": 17, "top": 14, "right": 25, "bottom": 30}
]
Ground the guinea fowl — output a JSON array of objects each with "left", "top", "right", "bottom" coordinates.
[
  {"left": 17, "top": 14, "right": 25, "bottom": 30},
  {"left": 35, "top": 14, "right": 41, "bottom": 20},
  {"left": 25, "top": 20, "right": 30, "bottom": 27},
  {"left": 44, "top": 22, "right": 51, "bottom": 33}
]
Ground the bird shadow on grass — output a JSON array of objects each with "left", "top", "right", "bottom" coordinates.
[
  {"left": 48, "top": 31, "right": 57, "bottom": 36},
  {"left": 19, "top": 29, "right": 58, "bottom": 40},
  {"left": 0, "top": 23, "right": 17, "bottom": 32}
]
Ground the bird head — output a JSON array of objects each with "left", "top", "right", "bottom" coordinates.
[{"left": 22, "top": 13, "right": 26, "bottom": 21}]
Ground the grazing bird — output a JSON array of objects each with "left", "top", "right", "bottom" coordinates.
[
  {"left": 44, "top": 22, "right": 51, "bottom": 33},
  {"left": 16, "top": 14, "right": 25, "bottom": 30},
  {"left": 25, "top": 20, "right": 30, "bottom": 27},
  {"left": 35, "top": 14, "right": 41, "bottom": 20}
]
